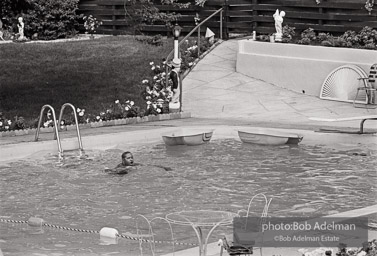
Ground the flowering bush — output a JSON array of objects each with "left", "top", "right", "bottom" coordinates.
[
  {"left": 0, "top": 112, "right": 27, "bottom": 131},
  {"left": 0, "top": 112, "right": 13, "bottom": 132},
  {"left": 83, "top": 15, "right": 102, "bottom": 35},
  {"left": 114, "top": 99, "right": 142, "bottom": 118},
  {"left": 258, "top": 26, "right": 377, "bottom": 50},
  {"left": 139, "top": 61, "right": 173, "bottom": 115},
  {"left": 282, "top": 25, "right": 296, "bottom": 43}
]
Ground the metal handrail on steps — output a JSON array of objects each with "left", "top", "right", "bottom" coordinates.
[
  {"left": 165, "top": 7, "right": 224, "bottom": 63},
  {"left": 35, "top": 105, "right": 63, "bottom": 157},
  {"left": 164, "top": 8, "right": 224, "bottom": 110},
  {"left": 35, "top": 103, "right": 84, "bottom": 159},
  {"left": 55, "top": 103, "right": 84, "bottom": 152}
]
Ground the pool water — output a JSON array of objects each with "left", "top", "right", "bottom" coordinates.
[{"left": 0, "top": 139, "right": 376, "bottom": 255}]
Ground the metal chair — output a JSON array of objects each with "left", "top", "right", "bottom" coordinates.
[
  {"left": 218, "top": 193, "right": 273, "bottom": 256},
  {"left": 218, "top": 237, "right": 253, "bottom": 256},
  {"left": 353, "top": 63, "right": 377, "bottom": 108}
]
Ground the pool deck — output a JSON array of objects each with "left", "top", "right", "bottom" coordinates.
[{"left": 1, "top": 38, "right": 377, "bottom": 256}]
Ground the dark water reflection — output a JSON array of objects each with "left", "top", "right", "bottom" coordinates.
[{"left": 0, "top": 139, "right": 376, "bottom": 255}]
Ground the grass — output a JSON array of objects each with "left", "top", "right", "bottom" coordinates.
[{"left": 0, "top": 36, "right": 174, "bottom": 124}]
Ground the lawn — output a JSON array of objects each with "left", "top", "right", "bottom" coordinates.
[{"left": 0, "top": 36, "right": 174, "bottom": 125}]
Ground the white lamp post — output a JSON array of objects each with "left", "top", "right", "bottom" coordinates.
[
  {"left": 171, "top": 23, "right": 182, "bottom": 112},
  {"left": 172, "top": 23, "right": 182, "bottom": 64}
]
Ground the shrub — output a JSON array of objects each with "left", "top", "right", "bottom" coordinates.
[
  {"left": 317, "top": 32, "right": 332, "bottom": 42},
  {"left": 340, "top": 30, "right": 360, "bottom": 47},
  {"left": 23, "top": 0, "right": 82, "bottom": 40},
  {"left": 124, "top": 0, "right": 190, "bottom": 35},
  {"left": 282, "top": 25, "right": 295, "bottom": 43},
  {"left": 135, "top": 34, "right": 164, "bottom": 46},
  {"left": 321, "top": 40, "right": 333, "bottom": 47},
  {"left": 358, "top": 26, "right": 377, "bottom": 48},
  {"left": 298, "top": 37, "right": 311, "bottom": 45},
  {"left": 298, "top": 28, "right": 316, "bottom": 44},
  {"left": 83, "top": 15, "right": 102, "bottom": 36}
]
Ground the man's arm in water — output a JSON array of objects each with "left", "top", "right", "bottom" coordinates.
[
  {"left": 105, "top": 163, "right": 172, "bottom": 174},
  {"left": 104, "top": 165, "right": 136, "bottom": 175},
  {"left": 134, "top": 163, "right": 172, "bottom": 171}
]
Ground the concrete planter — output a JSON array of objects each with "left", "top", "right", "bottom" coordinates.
[
  {"left": 236, "top": 40, "right": 377, "bottom": 96},
  {"left": 0, "top": 113, "right": 191, "bottom": 138}
]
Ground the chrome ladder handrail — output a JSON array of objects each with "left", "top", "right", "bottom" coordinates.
[
  {"left": 35, "top": 104, "right": 63, "bottom": 157},
  {"left": 55, "top": 103, "right": 84, "bottom": 151}
]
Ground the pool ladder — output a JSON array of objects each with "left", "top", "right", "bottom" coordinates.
[{"left": 35, "top": 103, "right": 84, "bottom": 158}]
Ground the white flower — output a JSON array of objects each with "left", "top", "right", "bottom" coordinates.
[
  {"left": 156, "top": 108, "right": 161, "bottom": 113},
  {"left": 115, "top": 100, "right": 120, "bottom": 104},
  {"left": 142, "top": 79, "right": 149, "bottom": 84},
  {"left": 189, "top": 62, "right": 193, "bottom": 66},
  {"left": 153, "top": 76, "right": 157, "bottom": 80},
  {"left": 149, "top": 62, "right": 154, "bottom": 65},
  {"left": 7, "top": 120, "right": 11, "bottom": 125},
  {"left": 82, "top": 109, "right": 85, "bottom": 112},
  {"left": 126, "top": 100, "right": 130, "bottom": 103},
  {"left": 147, "top": 101, "right": 151, "bottom": 105},
  {"left": 43, "top": 121, "right": 49, "bottom": 127},
  {"left": 60, "top": 121, "right": 65, "bottom": 125},
  {"left": 0, "top": 121, "right": 3, "bottom": 126},
  {"left": 79, "top": 112, "right": 84, "bottom": 116},
  {"left": 161, "top": 72, "right": 166, "bottom": 76},
  {"left": 151, "top": 66, "right": 155, "bottom": 70},
  {"left": 162, "top": 61, "right": 166, "bottom": 65},
  {"left": 125, "top": 106, "right": 130, "bottom": 111},
  {"left": 96, "top": 116, "right": 100, "bottom": 120},
  {"left": 156, "top": 65, "right": 160, "bottom": 69},
  {"left": 130, "top": 101, "right": 134, "bottom": 106},
  {"left": 4, "top": 126, "right": 9, "bottom": 130},
  {"left": 146, "top": 96, "right": 151, "bottom": 100},
  {"left": 77, "top": 108, "right": 81, "bottom": 112}
]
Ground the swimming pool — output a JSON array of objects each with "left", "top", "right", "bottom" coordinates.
[{"left": 1, "top": 127, "right": 376, "bottom": 255}]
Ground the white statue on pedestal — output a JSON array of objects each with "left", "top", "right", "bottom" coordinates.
[
  {"left": 17, "top": 17, "right": 25, "bottom": 40},
  {"left": 273, "top": 9, "right": 285, "bottom": 42}
]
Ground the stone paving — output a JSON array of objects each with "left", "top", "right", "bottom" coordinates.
[{"left": 183, "top": 39, "right": 377, "bottom": 132}]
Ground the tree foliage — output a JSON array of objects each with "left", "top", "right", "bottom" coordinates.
[
  {"left": 124, "top": 0, "right": 190, "bottom": 34},
  {"left": 0, "top": 0, "right": 81, "bottom": 40}
]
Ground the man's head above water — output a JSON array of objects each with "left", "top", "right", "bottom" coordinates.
[{"left": 121, "top": 151, "right": 134, "bottom": 166}]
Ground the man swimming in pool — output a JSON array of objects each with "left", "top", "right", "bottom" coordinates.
[{"left": 105, "top": 151, "right": 172, "bottom": 174}]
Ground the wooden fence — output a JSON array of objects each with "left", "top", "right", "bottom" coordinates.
[{"left": 78, "top": 0, "right": 377, "bottom": 37}]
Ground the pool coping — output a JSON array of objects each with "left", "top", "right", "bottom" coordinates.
[{"left": 1, "top": 124, "right": 376, "bottom": 163}]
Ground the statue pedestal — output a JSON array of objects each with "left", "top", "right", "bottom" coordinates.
[
  {"left": 169, "top": 102, "right": 180, "bottom": 113},
  {"left": 275, "top": 33, "right": 282, "bottom": 42}
]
